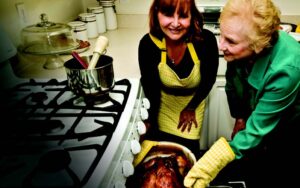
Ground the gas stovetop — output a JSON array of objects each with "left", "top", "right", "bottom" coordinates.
[{"left": 0, "top": 78, "right": 132, "bottom": 187}]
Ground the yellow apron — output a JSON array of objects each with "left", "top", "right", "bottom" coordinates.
[{"left": 149, "top": 34, "right": 205, "bottom": 139}]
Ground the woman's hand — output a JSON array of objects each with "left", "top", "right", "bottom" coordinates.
[
  {"left": 178, "top": 109, "right": 198, "bottom": 132},
  {"left": 231, "top": 118, "right": 246, "bottom": 139}
]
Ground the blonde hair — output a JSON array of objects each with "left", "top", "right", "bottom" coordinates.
[{"left": 220, "top": 0, "right": 281, "bottom": 52}]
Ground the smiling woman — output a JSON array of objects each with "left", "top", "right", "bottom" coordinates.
[{"left": 137, "top": 0, "right": 219, "bottom": 159}]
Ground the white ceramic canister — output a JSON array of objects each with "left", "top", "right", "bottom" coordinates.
[
  {"left": 99, "top": 0, "right": 118, "bottom": 30},
  {"left": 87, "top": 6, "right": 106, "bottom": 34},
  {"left": 67, "top": 21, "right": 88, "bottom": 41},
  {"left": 78, "top": 13, "right": 98, "bottom": 39}
]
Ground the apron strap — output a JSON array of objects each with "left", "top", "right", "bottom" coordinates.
[
  {"left": 187, "top": 42, "right": 199, "bottom": 65},
  {"left": 149, "top": 34, "right": 199, "bottom": 65},
  {"left": 149, "top": 34, "right": 167, "bottom": 63}
]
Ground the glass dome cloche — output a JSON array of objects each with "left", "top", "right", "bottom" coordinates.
[{"left": 19, "top": 13, "right": 79, "bottom": 69}]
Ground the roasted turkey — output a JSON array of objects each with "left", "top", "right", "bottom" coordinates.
[{"left": 126, "top": 153, "right": 192, "bottom": 188}]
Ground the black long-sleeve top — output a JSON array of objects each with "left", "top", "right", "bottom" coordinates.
[{"left": 138, "top": 29, "right": 219, "bottom": 126}]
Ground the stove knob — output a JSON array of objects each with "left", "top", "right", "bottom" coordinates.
[
  {"left": 137, "top": 121, "right": 146, "bottom": 135},
  {"left": 142, "top": 98, "right": 150, "bottom": 109},
  {"left": 131, "top": 139, "right": 141, "bottom": 155},
  {"left": 140, "top": 107, "right": 149, "bottom": 120},
  {"left": 122, "top": 160, "right": 134, "bottom": 177}
]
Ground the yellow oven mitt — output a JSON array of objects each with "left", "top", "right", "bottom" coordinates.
[
  {"left": 184, "top": 137, "right": 235, "bottom": 188},
  {"left": 133, "top": 140, "right": 159, "bottom": 167}
]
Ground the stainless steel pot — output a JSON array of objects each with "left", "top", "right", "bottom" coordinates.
[{"left": 64, "top": 55, "right": 114, "bottom": 100}]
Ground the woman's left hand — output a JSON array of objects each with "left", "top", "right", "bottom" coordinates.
[{"left": 178, "top": 109, "right": 198, "bottom": 132}]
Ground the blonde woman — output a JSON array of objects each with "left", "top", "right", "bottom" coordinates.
[{"left": 184, "top": 0, "right": 300, "bottom": 187}]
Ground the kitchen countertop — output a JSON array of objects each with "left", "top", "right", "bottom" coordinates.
[
  {"left": 12, "top": 27, "right": 226, "bottom": 80},
  {"left": 12, "top": 27, "right": 148, "bottom": 80},
  {"left": 10, "top": 24, "right": 299, "bottom": 81}
]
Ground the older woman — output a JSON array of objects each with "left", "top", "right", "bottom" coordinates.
[{"left": 184, "top": 0, "right": 300, "bottom": 187}]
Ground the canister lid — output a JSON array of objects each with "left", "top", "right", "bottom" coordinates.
[
  {"left": 78, "top": 13, "right": 96, "bottom": 22},
  {"left": 99, "top": 0, "right": 115, "bottom": 7},
  {"left": 87, "top": 6, "right": 104, "bottom": 13},
  {"left": 68, "top": 21, "right": 86, "bottom": 28}
]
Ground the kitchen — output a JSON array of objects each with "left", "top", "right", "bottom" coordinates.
[
  {"left": 1, "top": 0, "right": 300, "bottom": 78},
  {"left": 0, "top": 0, "right": 300, "bottom": 187}
]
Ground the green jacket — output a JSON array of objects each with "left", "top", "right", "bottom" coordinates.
[{"left": 226, "top": 31, "right": 300, "bottom": 159}]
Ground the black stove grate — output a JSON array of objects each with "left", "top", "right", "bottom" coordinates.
[
  {"left": 1, "top": 79, "right": 131, "bottom": 137},
  {"left": 0, "top": 78, "right": 131, "bottom": 187}
]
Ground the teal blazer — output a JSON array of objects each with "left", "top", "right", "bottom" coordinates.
[{"left": 225, "top": 31, "right": 300, "bottom": 159}]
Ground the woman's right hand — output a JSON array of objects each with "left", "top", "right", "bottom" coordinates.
[
  {"left": 178, "top": 109, "right": 198, "bottom": 132},
  {"left": 231, "top": 118, "right": 246, "bottom": 139}
]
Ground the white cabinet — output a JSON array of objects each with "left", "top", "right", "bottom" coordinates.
[{"left": 206, "top": 57, "right": 235, "bottom": 147}]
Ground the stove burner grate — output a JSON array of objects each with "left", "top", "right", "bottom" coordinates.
[{"left": 0, "top": 78, "right": 131, "bottom": 187}]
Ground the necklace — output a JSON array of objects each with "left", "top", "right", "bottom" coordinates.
[
  {"left": 167, "top": 47, "right": 186, "bottom": 65},
  {"left": 171, "top": 58, "right": 175, "bottom": 64},
  {"left": 166, "top": 40, "right": 187, "bottom": 65}
]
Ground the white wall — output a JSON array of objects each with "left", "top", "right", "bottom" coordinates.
[
  {"left": 0, "top": 0, "right": 84, "bottom": 46},
  {"left": 115, "top": 0, "right": 152, "bottom": 14},
  {"left": 112, "top": 0, "right": 300, "bottom": 15},
  {"left": 273, "top": 0, "right": 300, "bottom": 15},
  {"left": 0, "top": 0, "right": 299, "bottom": 47},
  {"left": 111, "top": 0, "right": 227, "bottom": 14}
]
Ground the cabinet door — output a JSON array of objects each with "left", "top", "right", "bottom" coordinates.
[{"left": 207, "top": 78, "right": 235, "bottom": 147}]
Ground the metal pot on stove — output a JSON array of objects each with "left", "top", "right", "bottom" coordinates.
[{"left": 64, "top": 54, "right": 115, "bottom": 101}]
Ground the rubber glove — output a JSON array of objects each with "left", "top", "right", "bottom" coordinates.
[
  {"left": 133, "top": 140, "right": 159, "bottom": 167},
  {"left": 184, "top": 137, "right": 235, "bottom": 188}
]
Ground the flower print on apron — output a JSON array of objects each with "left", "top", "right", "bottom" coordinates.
[{"left": 149, "top": 34, "right": 205, "bottom": 139}]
